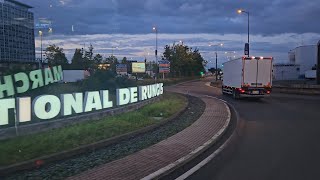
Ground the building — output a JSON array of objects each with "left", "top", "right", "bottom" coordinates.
[
  {"left": 0, "top": 0, "right": 35, "bottom": 64},
  {"left": 273, "top": 45, "right": 318, "bottom": 80},
  {"left": 273, "top": 64, "right": 300, "bottom": 80},
  {"left": 288, "top": 45, "right": 317, "bottom": 76}
]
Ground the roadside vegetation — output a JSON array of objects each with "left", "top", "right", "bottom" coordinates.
[{"left": 0, "top": 93, "right": 186, "bottom": 166}]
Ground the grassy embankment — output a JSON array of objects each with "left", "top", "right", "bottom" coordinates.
[{"left": 0, "top": 93, "right": 186, "bottom": 166}]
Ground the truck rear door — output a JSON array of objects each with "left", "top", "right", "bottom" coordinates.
[
  {"left": 257, "top": 59, "right": 272, "bottom": 87},
  {"left": 243, "top": 59, "right": 258, "bottom": 87}
]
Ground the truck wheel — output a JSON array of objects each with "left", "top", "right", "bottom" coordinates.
[{"left": 232, "top": 89, "right": 240, "bottom": 99}]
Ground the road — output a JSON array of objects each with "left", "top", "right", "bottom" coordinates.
[{"left": 170, "top": 78, "right": 320, "bottom": 180}]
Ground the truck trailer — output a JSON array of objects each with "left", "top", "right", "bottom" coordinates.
[{"left": 222, "top": 56, "right": 273, "bottom": 99}]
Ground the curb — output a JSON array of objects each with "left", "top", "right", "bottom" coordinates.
[
  {"left": 141, "top": 95, "right": 232, "bottom": 180},
  {"left": 167, "top": 79, "right": 200, "bottom": 87},
  {"left": 175, "top": 97, "right": 246, "bottom": 180},
  {"left": 272, "top": 87, "right": 320, "bottom": 95},
  {"left": 0, "top": 93, "right": 189, "bottom": 177}
]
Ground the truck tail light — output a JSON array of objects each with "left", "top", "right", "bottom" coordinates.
[
  {"left": 266, "top": 90, "right": 271, "bottom": 94},
  {"left": 239, "top": 88, "right": 245, "bottom": 93}
]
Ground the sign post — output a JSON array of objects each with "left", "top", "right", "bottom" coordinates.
[
  {"left": 317, "top": 40, "right": 320, "bottom": 85},
  {"left": 244, "top": 43, "right": 249, "bottom": 57},
  {"left": 158, "top": 60, "right": 170, "bottom": 80}
]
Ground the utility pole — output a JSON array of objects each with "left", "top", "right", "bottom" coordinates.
[
  {"left": 317, "top": 40, "right": 320, "bottom": 84},
  {"left": 215, "top": 52, "right": 218, "bottom": 81}
]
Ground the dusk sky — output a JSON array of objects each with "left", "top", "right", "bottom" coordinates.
[{"left": 23, "top": 0, "right": 320, "bottom": 67}]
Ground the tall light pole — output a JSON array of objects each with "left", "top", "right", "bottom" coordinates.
[
  {"left": 152, "top": 26, "right": 158, "bottom": 81},
  {"left": 225, "top": 51, "right": 236, "bottom": 60},
  {"left": 237, "top": 9, "right": 250, "bottom": 57},
  {"left": 209, "top": 43, "right": 223, "bottom": 81},
  {"left": 39, "top": 30, "right": 43, "bottom": 67},
  {"left": 112, "top": 46, "right": 118, "bottom": 56}
]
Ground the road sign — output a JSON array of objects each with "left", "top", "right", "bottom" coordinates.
[
  {"left": 159, "top": 60, "right": 170, "bottom": 73},
  {"left": 116, "top": 64, "right": 127, "bottom": 73},
  {"left": 244, "top": 43, "right": 249, "bottom": 56}
]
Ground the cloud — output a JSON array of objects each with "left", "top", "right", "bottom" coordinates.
[
  {"left": 25, "top": 0, "right": 320, "bottom": 35},
  {"left": 24, "top": 0, "right": 319, "bottom": 67},
  {"left": 35, "top": 32, "right": 320, "bottom": 67}
]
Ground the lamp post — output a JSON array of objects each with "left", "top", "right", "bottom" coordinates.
[
  {"left": 112, "top": 46, "right": 118, "bottom": 56},
  {"left": 39, "top": 30, "right": 43, "bottom": 67},
  {"left": 225, "top": 51, "right": 236, "bottom": 60},
  {"left": 237, "top": 9, "right": 250, "bottom": 57},
  {"left": 152, "top": 26, "right": 158, "bottom": 81},
  {"left": 209, "top": 43, "right": 223, "bottom": 81}
]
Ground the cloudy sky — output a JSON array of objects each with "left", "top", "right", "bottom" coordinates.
[{"left": 23, "top": 0, "right": 320, "bottom": 67}]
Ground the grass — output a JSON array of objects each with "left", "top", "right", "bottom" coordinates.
[{"left": 0, "top": 93, "right": 187, "bottom": 167}]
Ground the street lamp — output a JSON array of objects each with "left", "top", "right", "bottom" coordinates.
[
  {"left": 39, "top": 30, "right": 43, "bottom": 66},
  {"left": 152, "top": 26, "right": 158, "bottom": 81},
  {"left": 209, "top": 43, "right": 223, "bottom": 81},
  {"left": 225, "top": 51, "right": 237, "bottom": 60},
  {"left": 237, "top": 9, "right": 250, "bottom": 57},
  {"left": 112, "top": 46, "right": 118, "bottom": 56}
]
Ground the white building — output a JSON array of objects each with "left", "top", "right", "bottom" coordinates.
[
  {"left": 273, "top": 45, "right": 318, "bottom": 80},
  {"left": 288, "top": 45, "right": 317, "bottom": 76},
  {"left": 273, "top": 64, "right": 300, "bottom": 80}
]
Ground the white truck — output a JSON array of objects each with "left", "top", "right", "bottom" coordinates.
[{"left": 222, "top": 56, "right": 273, "bottom": 99}]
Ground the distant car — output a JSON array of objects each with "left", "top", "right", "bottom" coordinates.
[{"left": 137, "top": 77, "right": 144, "bottom": 81}]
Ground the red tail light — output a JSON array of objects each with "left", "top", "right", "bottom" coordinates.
[
  {"left": 267, "top": 91, "right": 271, "bottom": 94},
  {"left": 239, "top": 88, "right": 245, "bottom": 93}
]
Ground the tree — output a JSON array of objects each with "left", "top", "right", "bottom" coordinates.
[
  {"left": 93, "top": 54, "right": 103, "bottom": 64},
  {"left": 121, "top": 57, "right": 128, "bottom": 64},
  {"left": 45, "top": 45, "right": 68, "bottom": 66},
  {"left": 83, "top": 44, "right": 94, "bottom": 69},
  {"left": 84, "top": 44, "right": 94, "bottom": 61},
  {"left": 162, "top": 44, "right": 206, "bottom": 77},
  {"left": 71, "top": 48, "right": 84, "bottom": 68},
  {"left": 106, "top": 55, "right": 119, "bottom": 72}
]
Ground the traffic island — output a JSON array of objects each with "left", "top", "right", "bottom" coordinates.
[
  {"left": 2, "top": 94, "right": 205, "bottom": 179},
  {"left": 65, "top": 93, "right": 231, "bottom": 180}
]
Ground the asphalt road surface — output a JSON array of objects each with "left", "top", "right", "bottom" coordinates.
[{"left": 174, "top": 78, "right": 320, "bottom": 180}]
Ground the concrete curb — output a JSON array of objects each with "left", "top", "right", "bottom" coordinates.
[
  {"left": 273, "top": 87, "right": 320, "bottom": 95},
  {"left": 141, "top": 95, "right": 232, "bottom": 180},
  {"left": 175, "top": 96, "right": 246, "bottom": 180},
  {"left": 0, "top": 94, "right": 189, "bottom": 177}
]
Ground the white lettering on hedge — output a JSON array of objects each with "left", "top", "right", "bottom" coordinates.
[
  {"left": 17, "top": 97, "right": 31, "bottom": 123},
  {"left": 84, "top": 91, "right": 103, "bottom": 112},
  {"left": 0, "top": 98, "right": 15, "bottom": 125},
  {"left": 0, "top": 83, "right": 164, "bottom": 126},
  {"left": 61, "top": 93, "right": 83, "bottom": 116},
  {"left": 33, "top": 95, "right": 61, "bottom": 120},
  {"left": 101, "top": 90, "right": 113, "bottom": 109}
]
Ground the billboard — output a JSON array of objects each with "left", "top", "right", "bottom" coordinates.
[
  {"left": 116, "top": 64, "right": 127, "bottom": 73},
  {"left": 132, "top": 63, "right": 146, "bottom": 73},
  {"left": 159, "top": 60, "right": 170, "bottom": 73}
]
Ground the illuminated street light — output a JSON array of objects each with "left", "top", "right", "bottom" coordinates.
[
  {"left": 225, "top": 51, "right": 237, "bottom": 60},
  {"left": 237, "top": 9, "right": 250, "bottom": 57}
]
